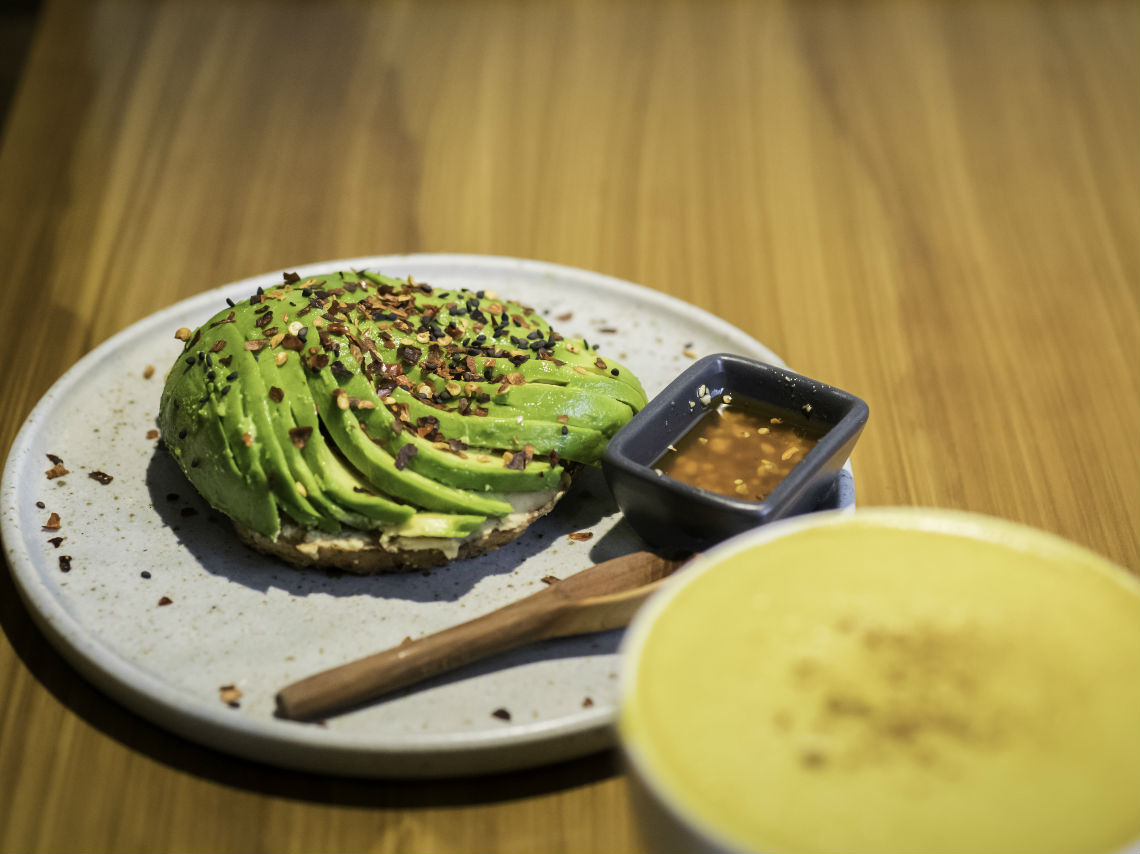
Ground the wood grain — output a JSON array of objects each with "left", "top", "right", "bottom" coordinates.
[{"left": 0, "top": 0, "right": 1136, "bottom": 851}]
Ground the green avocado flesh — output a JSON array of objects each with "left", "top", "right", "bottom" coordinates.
[{"left": 157, "top": 271, "right": 647, "bottom": 541}]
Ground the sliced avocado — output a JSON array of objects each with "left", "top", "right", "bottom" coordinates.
[
  {"left": 160, "top": 271, "right": 643, "bottom": 543},
  {"left": 322, "top": 341, "right": 560, "bottom": 492},
  {"left": 159, "top": 348, "right": 282, "bottom": 538},
  {"left": 307, "top": 367, "right": 511, "bottom": 517},
  {"left": 486, "top": 382, "right": 634, "bottom": 433},
  {"left": 389, "top": 387, "right": 611, "bottom": 460},
  {"left": 387, "top": 512, "right": 486, "bottom": 539},
  {"left": 211, "top": 324, "right": 334, "bottom": 532},
  {"left": 252, "top": 333, "right": 414, "bottom": 528}
]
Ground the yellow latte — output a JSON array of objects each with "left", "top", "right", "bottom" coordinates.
[{"left": 620, "top": 509, "right": 1140, "bottom": 854}]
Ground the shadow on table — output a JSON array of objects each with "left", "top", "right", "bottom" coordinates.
[{"left": 0, "top": 559, "right": 621, "bottom": 803}]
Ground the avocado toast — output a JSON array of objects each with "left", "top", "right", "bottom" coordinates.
[{"left": 157, "top": 270, "right": 646, "bottom": 572}]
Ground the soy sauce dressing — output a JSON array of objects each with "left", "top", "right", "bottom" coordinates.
[{"left": 653, "top": 394, "right": 829, "bottom": 501}]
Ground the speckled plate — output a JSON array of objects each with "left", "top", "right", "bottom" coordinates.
[{"left": 0, "top": 254, "right": 855, "bottom": 777}]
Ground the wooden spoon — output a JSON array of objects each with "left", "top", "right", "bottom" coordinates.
[{"left": 275, "top": 551, "right": 687, "bottom": 721}]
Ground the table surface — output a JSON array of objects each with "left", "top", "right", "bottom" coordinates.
[{"left": 0, "top": 0, "right": 1136, "bottom": 851}]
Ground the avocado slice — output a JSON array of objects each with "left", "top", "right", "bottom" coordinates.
[
  {"left": 207, "top": 324, "right": 338, "bottom": 532},
  {"left": 312, "top": 337, "right": 561, "bottom": 493},
  {"left": 159, "top": 356, "right": 281, "bottom": 537},
  {"left": 306, "top": 365, "right": 511, "bottom": 517}
]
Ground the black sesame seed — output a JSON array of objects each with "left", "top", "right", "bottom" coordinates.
[
  {"left": 205, "top": 354, "right": 213, "bottom": 368},
  {"left": 527, "top": 330, "right": 542, "bottom": 340},
  {"left": 610, "top": 368, "right": 619, "bottom": 376},
  {"left": 190, "top": 459, "right": 200, "bottom": 468},
  {"left": 185, "top": 356, "right": 195, "bottom": 365},
  {"left": 561, "top": 425, "right": 569, "bottom": 435},
  {"left": 141, "top": 570, "right": 151, "bottom": 579},
  {"left": 476, "top": 290, "right": 485, "bottom": 298},
  {"left": 256, "top": 286, "right": 264, "bottom": 295},
  {"left": 221, "top": 385, "right": 231, "bottom": 396},
  {"left": 227, "top": 371, "right": 239, "bottom": 382},
  {"left": 178, "top": 429, "right": 187, "bottom": 439},
  {"left": 206, "top": 370, "right": 216, "bottom": 381},
  {"left": 298, "top": 327, "right": 308, "bottom": 341},
  {"left": 35, "top": 500, "right": 45, "bottom": 509},
  {"left": 226, "top": 297, "right": 235, "bottom": 307}
]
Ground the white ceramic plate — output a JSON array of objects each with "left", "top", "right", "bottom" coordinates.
[{"left": 0, "top": 254, "right": 855, "bottom": 777}]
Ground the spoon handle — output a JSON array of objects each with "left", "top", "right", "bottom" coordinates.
[{"left": 275, "top": 590, "right": 567, "bottom": 721}]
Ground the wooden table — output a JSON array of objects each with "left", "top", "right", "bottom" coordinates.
[{"left": 1, "top": 1, "right": 1135, "bottom": 851}]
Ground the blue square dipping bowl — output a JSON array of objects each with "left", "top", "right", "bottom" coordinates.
[{"left": 601, "top": 353, "right": 869, "bottom": 552}]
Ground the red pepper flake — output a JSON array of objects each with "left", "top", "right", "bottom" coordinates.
[
  {"left": 88, "top": 471, "right": 114, "bottom": 485},
  {"left": 268, "top": 386, "right": 285, "bottom": 403},
  {"left": 146, "top": 429, "right": 160, "bottom": 440},
  {"left": 242, "top": 432, "right": 253, "bottom": 447},
  {"left": 288, "top": 426, "right": 313, "bottom": 449},
  {"left": 540, "top": 575, "right": 560, "bottom": 585},
  {"left": 599, "top": 327, "right": 618, "bottom": 333},
  {"left": 254, "top": 312, "right": 273, "bottom": 329},
  {"left": 157, "top": 596, "right": 173, "bottom": 606},
  {"left": 283, "top": 271, "right": 300, "bottom": 284},
  {"left": 582, "top": 697, "right": 594, "bottom": 708},
  {"left": 45, "top": 462, "right": 69, "bottom": 480},
  {"left": 506, "top": 372, "right": 525, "bottom": 386},
  {"left": 210, "top": 339, "right": 227, "bottom": 353},
  {"left": 491, "top": 708, "right": 512, "bottom": 722},
  {"left": 218, "top": 355, "right": 233, "bottom": 367},
  {"left": 143, "top": 364, "right": 156, "bottom": 379},
  {"left": 307, "top": 353, "right": 330, "bottom": 371},
  {"left": 280, "top": 333, "right": 304, "bottom": 351},
  {"left": 244, "top": 339, "right": 269, "bottom": 351},
  {"left": 594, "top": 357, "right": 607, "bottom": 370},
  {"left": 556, "top": 414, "right": 569, "bottom": 424},
  {"left": 47, "top": 536, "right": 64, "bottom": 548},
  {"left": 58, "top": 555, "right": 72, "bottom": 573},
  {"left": 555, "top": 312, "right": 573, "bottom": 322},
  {"left": 219, "top": 684, "right": 243, "bottom": 706},
  {"left": 43, "top": 512, "right": 61, "bottom": 531},
  {"left": 503, "top": 444, "right": 533, "bottom": 470},
  {"left": 397, "top": 344, "right": 422, "bottom": 364},
  {"left": 568, "top": 531, "right": 594, "bottom": 542},
  {"left": 394, "top": 444, "right": 417, "bottom": 471},
  {"left": 209, "top": 311, "right": 236, "bottom": 328}
]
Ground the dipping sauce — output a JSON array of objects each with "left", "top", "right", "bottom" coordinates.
[
  {"left": 653, "top": 395, "right": 829, "bottom": 501},
  {"left": 620, "top": 509, "right": 1140, "bottom": 854}
]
